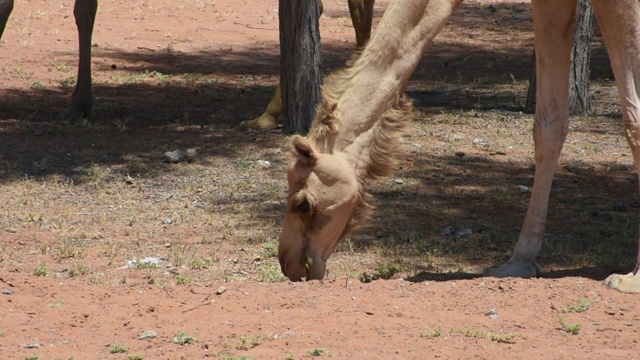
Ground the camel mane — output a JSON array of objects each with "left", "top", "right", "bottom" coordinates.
[{"left": 307, "top": 53, "right": 415, "bottom": 235}]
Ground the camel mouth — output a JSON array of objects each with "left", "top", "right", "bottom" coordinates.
[
  {"left": 278, "top": 248, "right": 327, "bottom": 281},
  {"left": 278, "top": 248, "right": 303, "bottom": 281}
]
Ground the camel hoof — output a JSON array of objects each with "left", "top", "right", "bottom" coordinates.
[
  {"left": 238, "top": 115, "right": 279, "bottom": 130},
  {"left": 603, "top": 272, "right": 640, "bottom": 293},
  {"left": 485, "top": 258, "right": 541, "bottom": 278}
]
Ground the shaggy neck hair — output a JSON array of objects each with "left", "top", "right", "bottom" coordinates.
[{"left": 305, "top": 53, "right": 415, "bottom": 235}]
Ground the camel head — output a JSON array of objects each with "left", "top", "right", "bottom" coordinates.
[{"left": 278, "top": 135, "right": 361, "bottom": 281}]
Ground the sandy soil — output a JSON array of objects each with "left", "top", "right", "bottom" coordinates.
[{"left": 1, "top": 0, "right": 639, "bottom": 359}]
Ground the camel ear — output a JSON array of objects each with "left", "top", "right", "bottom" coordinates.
[{"left": 291, "top": 135, "right": 317, "bottom": 164}]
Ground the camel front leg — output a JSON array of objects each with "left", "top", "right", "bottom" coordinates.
[
  {"left": 68, "top": 0, "right": 98, "bottom": 119},
  {"left": 488, "top": 0, "right": 576, "bottom": 278},
  {"left": 0, "top": 0, "right": 13, "bottom": 40},
  {"left": 591, "top": 0, "right": 640, "bottom": 293},
  {"left": 348, "top": 0, "right": 374, "bottom": 49}
]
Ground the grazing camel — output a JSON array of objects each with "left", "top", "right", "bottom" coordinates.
[
  {"left": 0, "top": 0, "right": 97, "bottom": 119},
  {"left": 278, "top": 0, "right": 640, "bottom": 294},
  {"left": 239, "top": 0, "right": 375, "bottom": 130}
]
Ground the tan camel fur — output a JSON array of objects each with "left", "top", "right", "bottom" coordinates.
[
  {"left": 278, "top": 0, "right": 640, "bottom": 294},
  {"left": 239, "top": 0, "right": 375, "bottom": 130},
  {"left": 0, "top": 0, "right": 97, "bottom": 119}
]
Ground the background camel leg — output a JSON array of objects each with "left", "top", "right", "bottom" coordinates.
[
  {"left": 239, "top": 0, "right": 375, "bottom": 130},
  {"left": 348, "top": 0, "right": 374, "bottom": 49},
  {"left": 0, "top": 0, "right": 13, "bottom": 40},
  {"left": 488, "top": 0, "right": 576, "bottom": 278},
  {"left": 239, "top": 85, "right": 282, "bottom": 130},
  {"left": 591, "top": 0, "right": 640, "bottom": 293},
  {"left": 68, "top": 0, "right": 98, "bottom": 120}
]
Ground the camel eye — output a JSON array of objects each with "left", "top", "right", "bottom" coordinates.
[{"left": 297, "top": 199, "right": 311, "bottom": 213}]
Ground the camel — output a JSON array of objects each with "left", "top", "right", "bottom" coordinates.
[
  {"left": 0, "top": 0, "right": 97, "bottom": 119},
  {"left": 239, "top": 0, "right": 375, "bottom": 130},
  {"left": 277, "top": 0, "right": 640, "bottom": 294}
]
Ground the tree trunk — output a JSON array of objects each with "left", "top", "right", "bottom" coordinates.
[
  {"left": 279, "top": 0, "right": 322, "bottom": 134},
  {"left": 525, "top": 0, "right": 594, "bottom": 115},
  {"left": 568, "top": 0, "right": 593, "bottom": 115}
]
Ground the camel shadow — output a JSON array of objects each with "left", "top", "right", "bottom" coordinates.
[{"left": 403, "top": 266, "right": 621, "bottom": 283}]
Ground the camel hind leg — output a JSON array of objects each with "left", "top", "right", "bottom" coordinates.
[
  {"left": 67, "top": 0, "right": 98, "bottom": 119},
  {"left": 0, "top": 0, "right": 13, "bottom": 40},
  {"left": 487, "top": 0, "right": 576, "bottom": 278},
  {"left": 348, "top": 0, "right": 375, "bottom": 49},
  {"left": 592, "top": 0, "right": 640, "bottom": 293},
  {"left": 0, "top": 0, "right": 96, "bottom": 119}
]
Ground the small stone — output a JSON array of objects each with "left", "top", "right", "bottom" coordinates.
[
  {"left": 456, "top": 228, "right": 473, "bottom": 237},
  {"left": 517, "top": 185, "right": 530, "bottom": 193},
  {"left": 125, "top": 256, "right": 163, "bottom": 269},
  {"left": 257, "top": 160, "right": 272, "bottom": 168},
  {"left": 5, "top": 228, "right": 17, "bottom": 233},
  {"left": 485, "top": 309, "right": 500, "bottom": 319},
  {"left": 394, "top": 179, "right": 404, "bottom": 185},
  {"left": 164, "top": 150, "right": 185, "bottom": 163},
  {"left": 139, "top": 330, "right": 158, "bottom": 340},
  {"left": 442, "top": 226, "right": 453, "bottom": 236},
  {"left": 164, "top": 242, "right": 171, "bottom": 247},
  {"left": 2, "top": 289, "right": 13, "bottom": 295},
  {"left": 185, "top": 148, "right": 197, "bottom": 162},
  {"left": 21, "top": 343, "right": 41, "bottom": 349},
  {"left": 162, "top": 218, "right": 172, "bottom": 224},
  {"left": 216, "top": 286, "right": 227, "bottom": 295},
  {"left": 472, "top": 138, "right": 490, "bottom": 148},
  {"left": 454, "top": 152, "right": 465, "bottom": 157}
]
